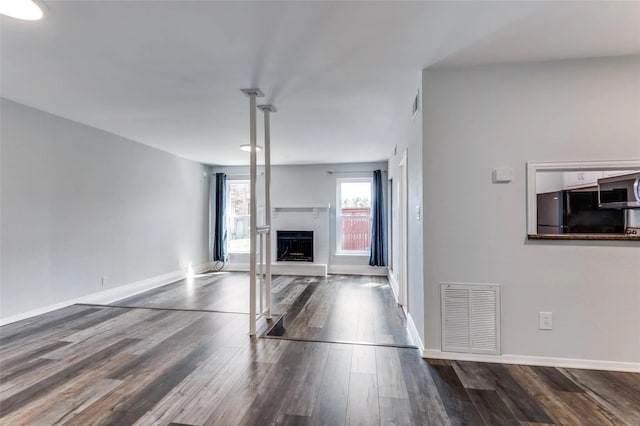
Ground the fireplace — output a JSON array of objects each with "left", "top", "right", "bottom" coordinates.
[{"left": 277, "top": 231, "right": 313, "bottom": 262}]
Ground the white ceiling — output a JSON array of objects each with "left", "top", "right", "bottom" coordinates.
[{"left": 1, "top": 1, "right": 639, "bottom": 166}]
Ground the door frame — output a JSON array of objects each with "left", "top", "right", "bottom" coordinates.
[{"left": 398, "top": 152, "right": 409, "bottom": 311}]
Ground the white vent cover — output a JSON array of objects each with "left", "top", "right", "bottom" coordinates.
[{"left": 441, "top": 283, "right": 501, "bottom": 355}]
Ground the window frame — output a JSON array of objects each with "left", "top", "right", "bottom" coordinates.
[
  {"left": 335, "top": 177, "right": 373, "bottom": 255},
  {"left": 225, "top": 179, "right": 251, "bottom": 254}
]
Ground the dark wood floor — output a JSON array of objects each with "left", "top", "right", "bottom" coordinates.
[
  {"left": 266, "top": 275, "right": 412, "bottom": 347},
  {"left": 1, "top": 274, "right": 639, "bottom": 425},
  {"left": 114, "top": 272, "right": 413, "bottom": 347},
  {"left": 112, "top": 272, "right": 261, "bottom": 314}
]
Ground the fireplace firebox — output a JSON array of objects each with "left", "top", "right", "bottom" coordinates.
[{"left": 277, "top": 231, "right": 313, "bottom": 262}]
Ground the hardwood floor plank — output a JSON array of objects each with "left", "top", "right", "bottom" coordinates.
[
  {"left": 429, "top": 363, "right": 485, "bottom": 425},
  {"left": 283, "top": 342, "right": 331, "bottom": 417},
  {"left": 346, "top": 372, "right": 380, "bottom": 426},
  {"left": 0, "top": 305, "right": 97, "bottom": 339},
  {"left": 534, "top": 366, "right": 585, "bottom": 393},
  {"left": 240, "top": 341, "right": 310, "bottom": 425},
  {"left": 351, "top": 344, "right": 377, "bottom": 375},
  {"left": 0, "top": 340, "right": 71, "bottom": 376},
  {"left": 562, "top": 368, "right": 640, "bottom": 425},
  {"left": 399, "top": 350, "right": 451, "bottom": 425},
  {"left": 379, "top": 397, "right": 414, "bottom": 426},
  {"left": 137, "top": 336, "right": 273, "bottom": 426},
  {"left": 467, "top": 389, "right": 519, "bottom": 426},
  {"left": 5, "top": 377, "right": 123, "bottom": 425},
  {"left": 505, "top": 364, "right": 583, "bottom": 425},
  {"left": 375, "top": 346, "right": 409, "bottom": 399},
  {"left": 98, "top": 344, "right": 213, "bottom": 425},
  {"left": 0, "top": 307, "right": 103, "bottom": 347},
  {"left": 0, "top": 337, "right": 139, "bottom": 417},
  {"left": 484, "top": 363, "right": 553, "bottom": 424},
  {"left": 268, "top": 275, "right": 414, "bottom": 347},
  {"left": 311, "top": 344, "right": 352, "bottom": 426},
  {"left": 0, "top": 357, "right": 56, "bottom": 383},
  {"left": 452, "top": 361, "right": 495, "bottom": 391},
  {"left": 555, "top": 391, "right": 624, "bottom": 425}
]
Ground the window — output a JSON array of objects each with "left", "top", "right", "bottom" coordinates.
[
  {"left": 336, "top": 178, "right": 372, "bottom": 253},
  {"left": 226, "top": 180, "right": 251, "bottom": 252}
]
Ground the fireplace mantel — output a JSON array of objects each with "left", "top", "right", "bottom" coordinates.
[{"left": 272, "top": 204, "right": 331, "bottom": 219}]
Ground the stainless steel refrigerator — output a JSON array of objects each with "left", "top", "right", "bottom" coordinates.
[{"left": 537, "top": 191, "right": 565, "bottom": 234}]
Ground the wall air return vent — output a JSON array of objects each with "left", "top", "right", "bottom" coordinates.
[{"left": 441, "top": 283, "right": 501, "bottom": 355}]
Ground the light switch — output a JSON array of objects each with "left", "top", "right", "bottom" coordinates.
[
  {"left": 416, "top": 205, "right": 421, "bottom": 221},
  {"left": 493, "top": 167, "right": 513, "bottom": 183}
]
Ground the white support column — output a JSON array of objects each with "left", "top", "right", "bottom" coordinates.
[
  {"left": 241, "top": 88, "right": 264, "bottom": 336},
  {"left": 258, "top": 104, "right": 276, "bottom": 320}
]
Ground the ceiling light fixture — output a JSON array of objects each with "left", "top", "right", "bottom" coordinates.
[
  {"left": 240, "top": 144, "right": 263, "bottom": 152},
  {"left": 0, "top": 0, "right": 47, "bottom": 21}
]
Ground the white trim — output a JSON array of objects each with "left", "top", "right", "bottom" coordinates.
[
  {"left": 226, "top": 262, "right": 386, "bottom": 276},
  {"left": 223, "top": 261, "right": 251, "bottom": 272},
  {"left": 273, "top": 204, "right": 330, "bottom": 210},
  {"left": 526, "top": 159, "right": 640, "bottom": 235},
  {"left": 225, "top": 262, "right": 328, "bottom": 277},
  {"left": 406, "top": 312, "right": 424, "bottom": 352},
  {"left": 0, "top": 262, "right": 213, "bottom": 326},
  {"left": 422, "top": 349, "right": 640, "bottom": 373},
  {"left": 398, "top": 152, "right": 408, "bottom": 309},
  {"left": 327, "top": 265, "right": 387, "bottom": 276},
  {"left": 388, "top": 269, "right": 399, "bottom": 302}
]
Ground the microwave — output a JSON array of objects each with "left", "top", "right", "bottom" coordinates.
[{"left": 598, "top": 172, "right": 640, "bottom": 209}]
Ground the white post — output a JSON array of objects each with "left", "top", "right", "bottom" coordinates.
[
  {"left": 241, "top": 88, "right": 263, "bottom": 336},
  {"left": 258, "top": 104, "right": 276, "bottom": 320},
  {"left": 259, "top": 232, "right": 264, "bottom": 315}
]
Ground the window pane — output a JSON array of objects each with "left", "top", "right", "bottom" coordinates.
[
  {"left": 227, "top": 181, "right": 250, "bottom": 252},
  {"left": 340, "top": 182, "right": 371, "bottom": 210},
  {"left": 339, "top": 181, "right": 371, "bottom": 252},
  {"left": 341, "top": 217, "right": 371, "bottom": 251}
]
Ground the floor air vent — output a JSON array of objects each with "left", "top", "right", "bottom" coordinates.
[{"left": 441, "top": 283, "right": 501, "bottom": 355}]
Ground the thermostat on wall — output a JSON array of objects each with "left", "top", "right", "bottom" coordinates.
[{"left": 493, "top": 167, "right": 513, "bottom": 183}]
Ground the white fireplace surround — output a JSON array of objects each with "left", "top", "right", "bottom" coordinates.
[
  {"left": 226, "top": 204, "right": 330, "bottom": 276},
  {"left": 271, "top": 204, "right": 330, "bottom": 275}
]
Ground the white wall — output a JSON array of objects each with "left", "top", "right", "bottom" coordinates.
[
  {"left": 211, "top": 162, "right": 386, "bottom": 272},
  {"left": 535, "top": 171, "right": 565, "bottom": 194},
  {"left": 0, "top": 99, "right": 210, "bottom": 320},
  {"left": 387, "top": 74, "right": 425, "bottom": 346},
  {"left": 422, "top": 56, "right": 640, "bottom": 363}
]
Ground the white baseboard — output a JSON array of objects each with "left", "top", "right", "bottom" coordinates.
[
  {"left": 387, "top": 270, "right": 399, "bottom": 302},
  {"left": 0, "top": 262, "right": 213, "bottom": 326},
  {"left": 406, "top": 312, "right": 424, "bottom": 352},
  {"left": 273, "top": 263, "right": 327, "bottom": 276},
  {"left": 328, "top": 265, "right": 388, "bottom": 276},
  {"left": 223, "top": 262, "right": 250, "bottom": 272},
  {"left": 225, "top": 263, "right": 386, "bottom": 277},
  {"left": 225, "top": 262, "right": 328, "bottom": 277},
  {"left": 422, "top": 349, "right": 640, "bottom": 373}
]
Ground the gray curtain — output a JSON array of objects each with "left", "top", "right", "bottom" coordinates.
[
  {"left": 213, "top": 173, "right": 228, "bottom": 262},
  {"left": 369, "top": 170, "right": 386, "bottom": 266}
]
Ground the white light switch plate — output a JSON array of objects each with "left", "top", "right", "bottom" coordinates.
[{"left": 539, "top": 312, "right": 552, "bottom": 330}]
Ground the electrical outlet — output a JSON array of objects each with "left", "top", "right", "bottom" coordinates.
[
  {"left": 101, "top": 276, "right": 108, "bottom": 287},
  {"left": 539, "top": 312, "right": 552, "bottom": 330}
]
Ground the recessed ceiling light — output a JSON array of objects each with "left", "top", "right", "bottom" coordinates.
[
  {"left": 240, "top": 144, "right": 263, "bottom": 152},
  {"left": 0, "top": 0, "right": 47, "bottom": 21}
]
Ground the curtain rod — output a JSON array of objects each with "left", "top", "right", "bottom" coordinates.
[
  {"left": 211, "top": 172, "right": 264, "bottom": 177},
  {"left": 327, "top": 170, "right": 387, "bottom": 175}
]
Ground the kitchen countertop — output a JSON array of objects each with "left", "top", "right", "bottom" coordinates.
[{"left": 528, "top": 234, "right": 640, "bottom": 241}]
